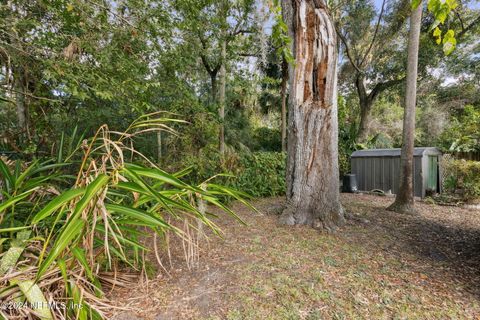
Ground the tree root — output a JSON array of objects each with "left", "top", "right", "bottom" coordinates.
[{"left": 387, "top": 201, "right": 418, "bottom": 215}]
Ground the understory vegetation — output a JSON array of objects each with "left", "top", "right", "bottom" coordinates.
[
  {"left": 443, "top": 159, "right": 480, "bottom": 201},
  {"left": 184, "top": 150, "right": 286, "bottom": 198},
  {"left": 0, "top": 115, "right": 253, "bottom": 319}
]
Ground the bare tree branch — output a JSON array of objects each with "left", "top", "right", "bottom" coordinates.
[
  {"left": 368, "top": 77, "right": 405, "bottom": 102},
  {"left": 198, "top": 33, "right": 221, "bottom": 76},
  {"left": 359, "top": 0, "right": 386, "bottom": 68},
  {"left": 458, "top": 14, "right": 480, "bottom": 38},
  {"left": 335, "top": 25, "right": 362, "bottom": 73}
]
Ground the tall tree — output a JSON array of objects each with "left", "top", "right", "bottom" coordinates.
[
  {"left": 270, "top": 0, "right": 292, "bottom": 152},
  {"left": 388, "top": 0, "right": 463, "bottom": 213},
  {"left": 279, "top": 0, "right": 344, "bottom": 230},
  {"left": 387, "top": 1, "right": 423, "bottom": 214},
  {"left": 335, "top": 0, "right": 410, "bottom": 142},
  {"left": 280, "top": 56, "right": 288, "bottom": 152},
  {"left": 173, "top": 0, "right": 257, "bottom": 154}
]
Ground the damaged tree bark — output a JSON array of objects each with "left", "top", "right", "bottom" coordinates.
[{"left": 280, "top": 0, "right": 344, "bottom": 230}]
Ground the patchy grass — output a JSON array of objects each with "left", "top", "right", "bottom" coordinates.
[{"left": 111, "top": 194, "right": 480, "bottom": 320}]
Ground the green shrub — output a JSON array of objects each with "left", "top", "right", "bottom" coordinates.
[
  {"left": 233, "top": 152, "right": 286, "bottom": 197},
  {"left": 443, "top": 159, "right": 480, "bottom": 200},
  {"left": 440, "top": 105, "right": 480, "bottom": 153},
  {"left": 252, "top": 127, "right": 282, "bottom": 152},
  {"left": 183, "top": 148, "right": 286, "bottom": 198}
]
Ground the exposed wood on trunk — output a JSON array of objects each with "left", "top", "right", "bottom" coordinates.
[
  {"left": 388, "top": 1, "right": 423, "bottom": 214},
  {"left": 280, "top": 0, "right": 344, "bottom": 230}
]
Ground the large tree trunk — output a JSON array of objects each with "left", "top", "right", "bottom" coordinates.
[
  {"left": 280, "top": 0, "right": 344, "bottom": 230},
  {"left": 218, "top": 39, "right": 226, "bottom": 155},
  {"left": 388, "top": 1, "right": 422, "bottom": 214},
  {"left": 357, "top": 101, "right": 372, "bottom": 142},
  {"left": 280, "top": 56, "right": 288, "bottom": 152}
]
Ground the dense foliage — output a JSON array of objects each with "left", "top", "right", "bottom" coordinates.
[
  {"left": 0, "top": 117, "right": 252, "bottom": 319},
  {"left": 184, "top": 148, "right": 286, "bottom": 198},
  {"left": 440, "top": 105, "right": 480, "bottom": 153},
  {"left": 443, "top": 159, "right": 480, "bottom": 201}
]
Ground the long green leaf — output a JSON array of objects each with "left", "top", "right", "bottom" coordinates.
[
  {"left": 122, "top": 167, "right": 176, "bottom": 216},
  {"left": 0, "top": 231, "right": 31, "bottom": 276},
  {"left": 207, "top": 183, "right": 258, "bottom": 214},
  {"left": 32, "top": 188, "right": 85, "bottom": 224},
  {"left": 125, "top": 164, "right": 200, "bottom": 192},
  {"left": 30, "top": 162, "right": 71, "bottom": 176},
  {"left": 37, "top": 175, "right": 109, "bottom": 278},
  {"left": 105, "top": 204, "right": 171, "bottom": 229},
  {"left": 94, "top": 225, "right": 148, "bottom": 251},
  {"left": 71, "top": 247, "right": 94, "bottom": 281},
  {"left": 0, "top": 158, "right": 13, "bottom": 190},
  {"left": 58, "top": 131, "right": 64, "bottom": 163},
  {"left": 0, "top": 226, "right": 30, "bottom": 233},
  {"left": 202, "top": 194, "right": 246, "bottom": 226},
  {"left": 71, "top": 174, "right": 110, "bottom": 220},
  {"left": 15, "top": 160, "right": 40, "bottom": 188},
  {"left": 37, "top": 219, "right": 84, "bottom": 279},
  {"left": 0, "top": 189, "right": 36, "bottom": 213},
  {"left": 70, "top": 282, "right": 88, "bottom": 320},
  {"left": 17, "top": 280, "right": 53, "bottom": 320},
  {"left": 116, "top": 181, "right": 145, "bottom": 194},
  {"left": 57, "top": 258, "right": 69, "bottom": 295}
]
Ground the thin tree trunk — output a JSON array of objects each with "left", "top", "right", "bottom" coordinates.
[
  {"left": 355, "top": 74, "right": 404, "bottom": 143},
  {"left": 356, "top": 75, "right": 371, "bottom": 142},
  {"left": 210, "top": 73, "right": 217, "bottom": 104},
  {"left": 388, "top": 1, "right": 422, "bottom": 214},
  {"left": 280, "top": 0, "right": 344, "bottom": 230},
  {"left": 280, "top": 56, "right": 288, "bottom": 152},
  {"left": 157, "top": 131, "right": 162, "bottom": 162},
  {"left": 14, "top": 71, "right": 27, "bottom": 133},
  {"left": 218, "top": 39, "right": 226, "bottom": 155}
]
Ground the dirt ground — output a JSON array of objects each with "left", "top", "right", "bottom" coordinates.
[{"left": 110, "top": 194, "right": 480, "bottom": 320}]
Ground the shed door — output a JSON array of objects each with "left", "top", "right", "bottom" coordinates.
[{"left": 427, "top": 156, "right": 438, "bottom": 191}]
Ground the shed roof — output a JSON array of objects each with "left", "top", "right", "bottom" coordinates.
[{"left": 351, "top": 147, "right": 442, "bottom": 158}]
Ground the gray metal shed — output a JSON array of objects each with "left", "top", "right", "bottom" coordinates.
[{"left": 350, "top": 147, "right": 442, "bottom": 198}]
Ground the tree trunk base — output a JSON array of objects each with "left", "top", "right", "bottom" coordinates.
[
  {"left": 386, "top": 201, "right": 418, "bottom": 215},
  {"left": 279, "top": 203, "right": 345, "bottom": 232}
]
